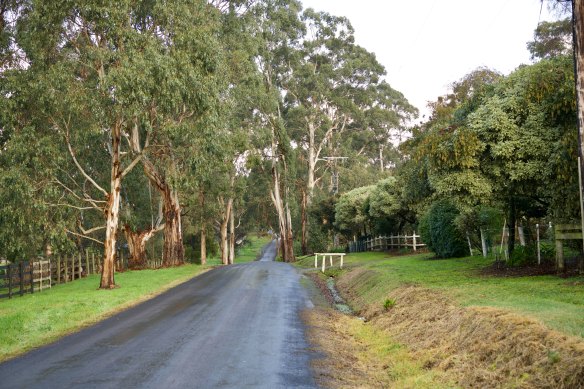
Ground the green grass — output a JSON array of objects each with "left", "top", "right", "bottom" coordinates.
[
  {"left": 198, "top": 234, "right": 273, "bottom": 266},
  {"left": 298, "top": 251, "right": 584, "bottom": 339},
  {"left": 234, "top": 234, "right": 273, "bottom": 263},
  {"left": 346, "top": 316, "right": 454, "bottom": 388},
  {"left": 0, "top": 237, "right": 271, "bottom": 361}
]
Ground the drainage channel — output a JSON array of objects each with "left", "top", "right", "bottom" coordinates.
[{"left": 326, "top": 277, "right": 353, "bottom": 314}]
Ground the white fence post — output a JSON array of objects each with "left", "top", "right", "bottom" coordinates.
[
  {"left": 480, "top": 229, "right": 488, "bottom": 258},
  {"left": 536, "top": 223, "right": 541, "bottom": 265},
  {"left": 413, "top": 231, "right": 417, "bottom": 252}
]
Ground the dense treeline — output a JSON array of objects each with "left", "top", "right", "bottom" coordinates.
[
  {"left": 330, "top": 17, "right": 580, "bottom": 261},
  {"left": 0, "top": 0, "right": 415, "bottom": 287},
  {"left": 2, "top": 1, "right": 571, "bottom": 286}
]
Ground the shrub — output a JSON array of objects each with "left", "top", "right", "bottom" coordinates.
[
  {"left": 508, "top": 245, "right": 537, "bottom": 267},
  {"left": 420, "top": 200, "right": 467, "bottom": 258}
]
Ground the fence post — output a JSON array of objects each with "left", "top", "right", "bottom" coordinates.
[
  {"left": 30, "top": 261, "right": 34, "bottom": 294},
  {"left": 19, "top": 262, "right": 24, "bottom": 296},
  {"left": 92, "top": 252, "right": 96, "bottom": 275},
  {"left": 64, "top": 256, "right": 68, "bottom": 282},
  {"left": 57, "top": 256, "right": 61, "bottom": 284},
  {"left": 536, "top": 224, "right": 541, "bottom": 266},
  {"left": 78, "top": 252, "right": 82, "bottom": 279},
  {"left": 413, "top": 231, "right": 417, "bottom": 252},
  {"left": 85, "top": 249, "right": 90, "bottom": 276},
  {"left": 8, "top": 264, "right": 12, "bottom": 299},
  {"left": 480, "top": 229, "right": 488, "bottom": 258}
]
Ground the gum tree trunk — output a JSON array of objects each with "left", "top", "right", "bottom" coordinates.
[
  {"left": 100, "top": 126, "right": 122, "bottom": 289},
  {"left": 199, "top": 190, "right": 207, "bottom": 265},
  {"left": 219, "top": 198, "right": 232, "bottom": 265},
  {"left": 124, "top": 225, "right": 162, "bottom": 269},
  {"left": 162, "top": 187, "right": 184, "bottom": 266},
  {"left": 229, "top": 203, "right": 235, "bottom": 265},
  {"left": 140, "top": 158, "right": 184, "bottom": 266}
]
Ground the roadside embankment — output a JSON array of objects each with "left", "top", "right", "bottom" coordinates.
[{"left": 300, "top": 252, "right": 584, "bottom": 388}]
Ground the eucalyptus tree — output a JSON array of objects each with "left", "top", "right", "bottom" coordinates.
[
  {"left": 13, "top": 0, "right": 222, "bottom": 288},
  {"left": 283, "top": 9, "right": 415, "bottom": 253},
  {"left": 250, "top": 0, "right": 305, "bottom": 262},
  {"left": 527, "top": 17, "right": 572, "bottom": 60}
]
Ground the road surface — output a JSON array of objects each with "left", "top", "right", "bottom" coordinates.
[{"left": 0, "top": 240, "right": 318, "bottom": 388}]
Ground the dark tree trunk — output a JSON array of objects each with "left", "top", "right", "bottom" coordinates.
[{"left": 124, "top": 225, "right": 161, "bottom": 269}]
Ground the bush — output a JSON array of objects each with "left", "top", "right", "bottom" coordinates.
[
  {"left": 508, "top": 245, "right": 537, "bottom": 267},
  {"left": 420, "top": 200, "right": 467, "bottom": 258}
]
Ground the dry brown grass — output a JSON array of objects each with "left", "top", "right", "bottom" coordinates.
[
  {"left": 304, "top": 308, "right": 454, "bottom": 389},
  {"left": 338, "top": 269, "right": 584, "bottom": 388}
]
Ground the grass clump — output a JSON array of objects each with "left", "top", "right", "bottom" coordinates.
[{"left": 383, "top": 298, "right": 396, "bottom": 311}]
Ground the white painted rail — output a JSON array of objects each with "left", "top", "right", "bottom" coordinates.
[{"left": 314, "top": 253, "right": 346, "bottom": 272}]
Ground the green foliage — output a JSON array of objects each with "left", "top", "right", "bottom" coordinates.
[
  {"left": 383, "top": 298, "right": 396, "bottom": 310},
  {"left": 334, "top": 185, "right": 374, "bottom": 234},
  {"left": 507, "top": 245, "right": 537, "bottom": 267},
  {"left": 420, "top": 200, "right": 467, "bottom": 258},
  {"left": 527, "top": 18, "right": 572, "bottom": 60}
]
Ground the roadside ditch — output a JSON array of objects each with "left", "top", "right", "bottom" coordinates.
[{"left": 302, "top": 266, "right": 584, "bottom": 388}]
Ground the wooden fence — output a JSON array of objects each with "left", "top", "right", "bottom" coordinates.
[
  {"left": 0, "top": 249, "right": 143, "bottom": 300},
  {"left": 0, "top": 261, "right": 34, "bottom": 299},
  {"left": 348, "top": 233, "right": 426, "bottom": 253}
]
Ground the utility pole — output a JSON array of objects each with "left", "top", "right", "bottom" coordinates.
[{"left": 319, "top": 156, "right": 348, "bottom": 194}]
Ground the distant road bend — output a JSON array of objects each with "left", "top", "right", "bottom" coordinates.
[{"left": 0, "top": 240, "right": 318, "bottom": 388}]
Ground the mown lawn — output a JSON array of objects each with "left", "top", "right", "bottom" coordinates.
[
  {"left": 0, "top": 235, "right": 272, "bottom": 362},
  {"left": 297, "top": 251, "right": 584, "bottom": 338}
]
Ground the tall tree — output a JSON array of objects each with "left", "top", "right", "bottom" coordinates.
[
  {"left": 285, "top": 9, "right": 415, "bottom": 253},
  {"left": 13, "top": 0, "right": 222, "bottom": 287},
  {"left": 251, "top": 0, "right": 304, "bottom": 262}
]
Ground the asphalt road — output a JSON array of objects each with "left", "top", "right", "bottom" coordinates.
[{"left": 0, "top": 240, "right": 318, "bottom": 388}]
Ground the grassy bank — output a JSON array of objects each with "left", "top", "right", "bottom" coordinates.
[
  {"left": 0, "top": 235, "right": 271, "bottom": 362},
  {"left": 299, "top": 252, "right": 584, "bottom": 387},
  {"left": 298, "top": 251, "right": 584, "bottom": 338}
]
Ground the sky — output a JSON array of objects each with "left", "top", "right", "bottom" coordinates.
[{"left": 300, "top": 0, "right": 561, "bottom": 120}]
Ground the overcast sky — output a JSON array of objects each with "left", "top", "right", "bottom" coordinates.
[{"left": 300, "top": 0, "right": 561, "bottom": 120}]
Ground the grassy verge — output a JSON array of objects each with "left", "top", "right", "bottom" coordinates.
[
  {"left": 0, "top": 265, "right": 208, "bottom": 361},
  {"left": 304, "top": 308, "right": 454, "bottom": 388},
  {"left": 0, "top": 236, "right": 270, "bottom": 362},
  {"left": 297, "top": 251, "right": 584, "bottom": 338},
  {"left": 299, "top": 251, "right": 584, "bottom": 387}
]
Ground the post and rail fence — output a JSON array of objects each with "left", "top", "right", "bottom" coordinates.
[
  {"left": 0, "top": 248, "right": 139, "bottom": 300},
  {"left": 348, "top": 232, "right": 426, "bottom": 253}
]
